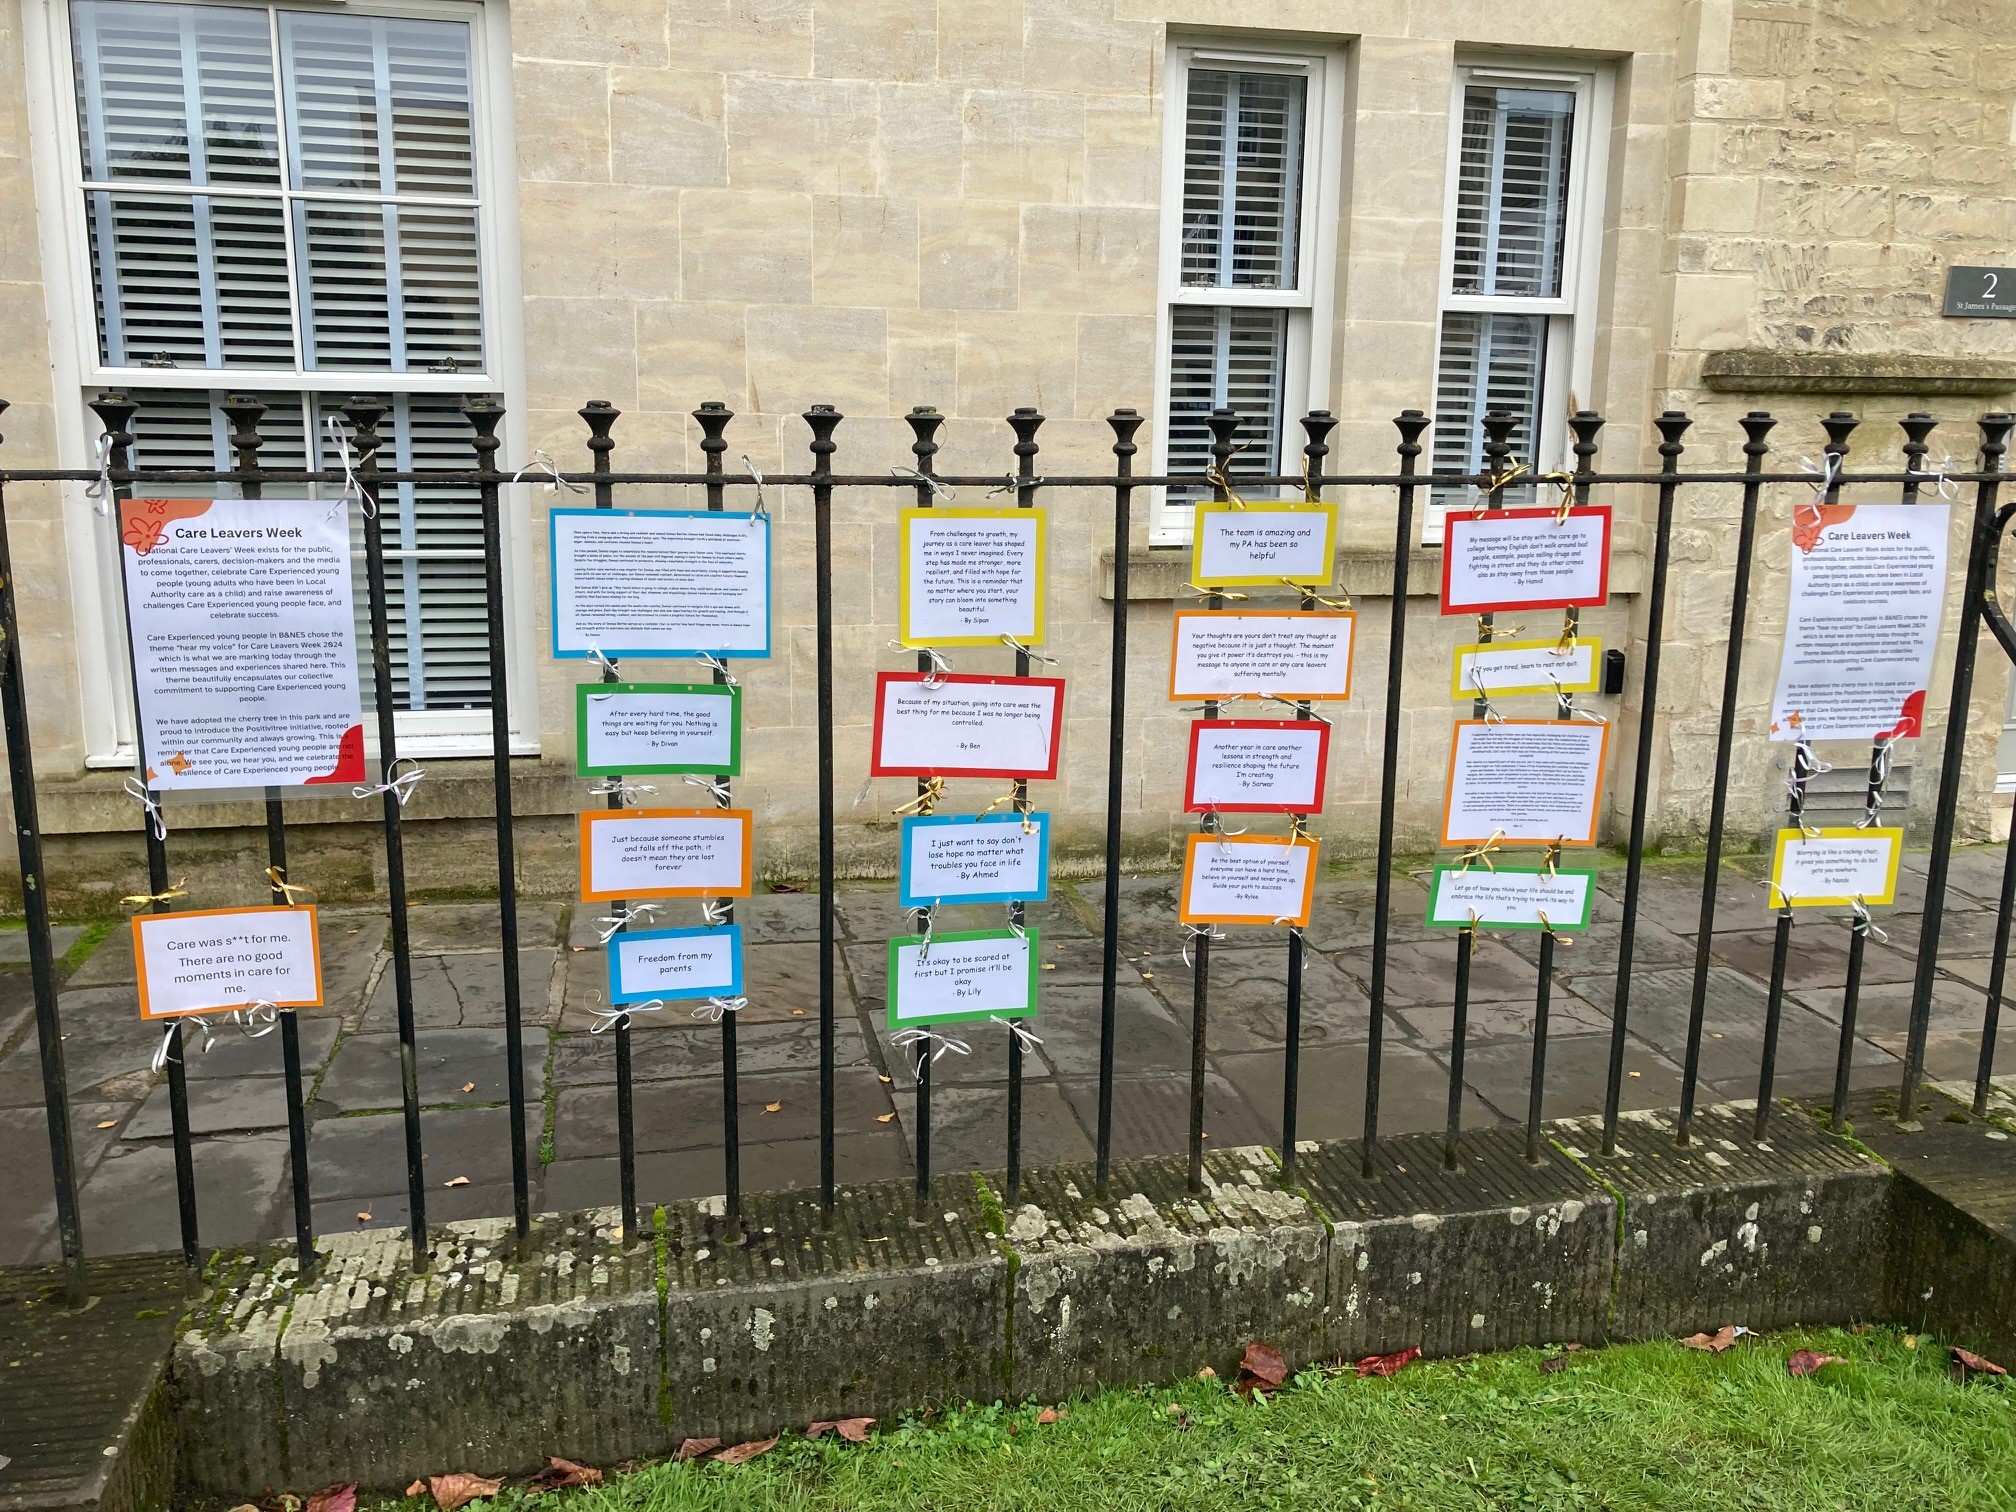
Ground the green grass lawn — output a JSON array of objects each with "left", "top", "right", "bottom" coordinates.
[{"left": 380, "top": 1327, "right": 2015, "bottom": 1512}]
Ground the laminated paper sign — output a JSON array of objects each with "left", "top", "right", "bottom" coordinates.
[
  {"left": 1178, "top": 834, "right": 1319, "bottom": 927},
  {"left": 1168, "top": 610, "right": 1355, "bottom": 701},
  {"left": 1442, "top": 719, "right": 1610, "bottom": 846},
  {"left": 608, "top": 924, "right": 743, "bottom": 1002},
  {"left": 576, "top": 682, "right": 740, "bottom": 777},
  {"left": 550, "top": 507, "right": 770, "bottom": 659},
  {"left": 898, "top": 813, "right": 1050, "bottom": 907},
  {"left": 887, "top": 928, "right": 1039, "bottom": 1027},
  {"left": 870, "top": 672, "right": 1065, "bottom": 779},
  {"left": 133, "top": 906, "right": 323, "bottom": 1020},
  {"left": 1441, "top": 506, "right": 1612, "bottom": 615},
  {"left": 1191, "top": 501, "right": 1338, "bottom": 587},
  {"left": 1770, "top": 503, "right": 1949, "bottom": 742},
  {"left": 119, "top": 498, "right": 364, "bottom": 790},
  {"left": 898, "top": 507, "right": 1046, "bottom": 647},
  {"left": 1426, "top": 865, "right": 1596, "bottom": 931},
  {"left": 1769, "top": 826, "right": 1903, "bottom": 907},
  {"left": 579, "top": 808, "right": 754, "bottom": 901},
  {"left": 1184, "top": 719, "right": 1331, "bottom": 814},
  {"left": 1450, "top": 638, "right": 1602, "bottom": 701}
]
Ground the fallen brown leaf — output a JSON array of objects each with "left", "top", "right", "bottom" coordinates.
[
  {"left": 1786, "top": 1349, "right": 1842, "bottom": 1377},
  {"left": 460, "top": 1082, "right": 475, "bottom": 1093},
  {"left": 1540, "top": 1356, "right": 1569, "bottom": 1375},
  {"left": 770, "top": 882, "right": 805, "bottom": 893},
  {"left": 1236, "top": 1341, "right": 1290, "bottom": 1398},
  {"left": 1564, "top": 1342, "right": 1585, "bottom": 1352},
  {"left": 763, "top": 1101, "right": 781, "bottom": 1114},
  {"left": 443, "top": 1177, "right": 470, "bottom": 1188},
  {"left": 427, "top": 1473, "right": 502, "bottom": 1510},
  {"left": 1681, "top": 1327, "right": 1738, "bottom": 1354},
  {"left": 1166, "top": 1403, "right": 1192, "bottom": 1430},
  {"left": 96, "top": 1119, "right": 118, "bottom": 1129},
  {"left": 1036, "top": 1407, "right": 1059, "bottom": 1425},
  {"left": 529, "top": 1456, "right": 603, "bottom": 1490},
  {"left": 304, "top": 1486, "right": 356, "bottom": 1512},
  {"left": 876, "top": 1113, "right": 896, "bottom": 1123},
  {"left": 355, "top": 1211, "right": 372, "bottom": 1223},
  {"left": 673, "top": 1438, "right": 722, "bottom": 1462},
  {"left": 1355, "top": 1347, "right": 1422, "bottom": 1378},
  {"left": 792, "top": 1009, "right": 805, "bottom": 1017},
  {"left": 714, "top": 1437, "right": 779, "bottom": 1465},
  {"left": 228, "top": 1505, "right": 261, "bottom": 1512},
  {"left": 1953, "top": 1346, "right": 2007, "bottom": 1379},
  {"left": 806, "top": 1417, "right": 874, "bottom": 1442},
  {"left": 405, "top": 1483, "right": 425, "bottom": 1498}
]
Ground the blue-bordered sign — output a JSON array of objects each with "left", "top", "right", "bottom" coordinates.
[
  {"left": 550, "top": 507, "right": 771, "bottom": 659},
  {"left": 607, "top": 924, "right": 744, "bottom": 1002},
  {"left": 898, "top": 812, "right": 1051, "bottom": 908}
]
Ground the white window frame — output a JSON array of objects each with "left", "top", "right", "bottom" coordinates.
[
  {"left": 1425, "top": 58, "right": 1611, "bottom": 542},
  {"left": 1150, "top": 38, "right": 1344, "bottom": 546},
  {"left": 21, "top": 0, "right": 535, "bottom": 764}
]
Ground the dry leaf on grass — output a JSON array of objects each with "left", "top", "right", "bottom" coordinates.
[
  {"left": 674, "top": 1438, "right": 722, "bottom": 1462},
  {"left": 303, "top": 1486, "right": 356, "bottom": 1512},
  {"left": 405, "top": 1483, "right": 425, "bottom": 1498},
  {"left": 1681, "top": 1327, "right": 1739, "bottom": 1354},
  {"left": 1036, "top": 1407, "right": 1059, "bottom": 1425},
  {"left": 806, "top": 1418, "right": 874, "bottom": 1442},
  {"left": 714, "top": 1437, "right": 779, "bottom": 1465},
  {"left": 1355, "top": 1347, "right": 1421, "bottom": 1378},
  {"left": 770, "top": 882, "right": 805, "bottom": 893},
  {"left": 1786, "top": 1350, "right": 1843, "bottom": 1377},
  {"left": 426, "top": 1472, "right": 502, "bottom": 1510},
  {"left": 1540, "top": 1356, "right": 1569, "bottom": 1375},
  {"left": 1953, "top": 1346, "right": 2007, "bottom": 1380},
  {"left": 1236, "top": 1341, "right": 1290, "bottom": 1398},
  {"left": 529, "top": 1456, "right": 603, "bottom": 1490}
]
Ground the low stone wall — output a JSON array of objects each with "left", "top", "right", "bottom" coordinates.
[{"left": 162, "top": 1107, "right": 1900, "bottom": 1505}]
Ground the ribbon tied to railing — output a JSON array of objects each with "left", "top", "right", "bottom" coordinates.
[
  {"left": 590, "top": 995, "right": 666, "bottom": 1034},
  {"left": 322, "top": 415, "right": 373, "bottom": 520},
  {"left": 86, "top": 432, "right": 116, "bottom": 517},
  {"left": 264, "top": 866, "right": 316, "bottom": 906},
  {"left": 585, "top": 644, "right": 621, "bottom": 680},
  {"left": 889, "top": 640, "right": 952, "bottom": 688},
  {"left": 890, "top": 465, "right": 955, "bottom": 503},
  {"left": 587, "top": 777, "right": 657, "bottom": 805},
  {"left": 1180, "top": 922, "right": 1225, "bottom": 968},
  {"left": 1456, "top": 828, "right": 1506, "bottom": 874},
  {"left": 694, "top": 651, "right": 740, "bottom": 687},
  {"left": 121, "top": 876, "right": 188, "bottom": 909},
  {"left": 354, "top": 756, "right": 425, "bottom": 808},
  {"left": 682, "top": 774, "right": 733, "bottom": 808},
  {"left": 892, "top": 775, "right": 946, "bottom": 819},
  {"left": 1285, "top": 579, "right": 1352, "bottom": 611},
  {"left": 891, "top": 1026, "right": 972, "bottom": 1078},
  {"left": 123, "top": 776, "right": 167, "bottom": 842},
  {"left": 1905, "top": 454, "right": 1960, "bottom": 501},
  {"left": 1849, "top": 897, "right": 1889, "bottom": 944},
  {"left": 990, "top": 1015, "right": 1044, "bottom": 1052},
  {"left": 510, "top": 450, "right": 587, "bottom": 495},
  {"left": 741, "top": 455, "right": 770, "bottom": 519},
  {"left": 691, "top": 995, "right": 746, "bottom": 1024},
  {"left": 987, "top": 473, "right": 1047, "bottom": 498},
  {"left": 1182, "top": 582, "right": 1251, "bottom": 602},
  {"left": 999, "top": 634, "right": 1059, "bottom": 665},
  {"left": 595, "top": 901, "right": 663, "bottom": 943}
]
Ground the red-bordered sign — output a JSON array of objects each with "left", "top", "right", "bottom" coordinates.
[
  {"left": 1440, "top": 505, "right": 1612, "bottom": 615},
  {"left": 1183, "top": 718, "right": 1331, "bottom": 815},
  {"left": 869, "top": 672, "right": 1066, "bottom": 780}
]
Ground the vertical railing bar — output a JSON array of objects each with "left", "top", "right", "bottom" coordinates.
[
  {"left": 346, "top": 395, "right": 429, "bottom": 1269},
  {"left": 900, "top": 406, "right": 944, "bottom": 1222},
  {"left": 1005, "top": 407, "right": 1044, "bottom": 1206},
  {"left": 694, "top": 401, "right": 741, "bottom": 1235},
  {"left": 1675, "top": 412, "right": 1774, "bottom": 1145},
  {"left": 1974, "top": 788, "right": 2016, "bottom": 1115},
  {"left": 1900, "top": 412, "right": 2014, "bottom": 1126},
  {"left": 1096, "top": 410, "right": 1142, "bottom": 1197},
  {"left": 0, "top": 401, "right": 84, "bottom": 1283},
  {"left": 94, "top": 393, "right": 200, "bottom": 1269},
  {"left": 1364, "top": 410, "right": 1430, "bottom": 1179},
  {"left": 807, "top": 405, "right": 842, "bottom": 1215},
  {"left": 1832, "top": 911, "right": 1866, "bottom": 1132},
  {"left": 1755, "top": 902, "right": 1793, "bottom": 1142},
  {"left": 1601, "top": 411, "right": 1690, "bottom": 1155},
  {"left": 464, "top": 398, "right": 530, "bottom": 1246},
  {"left": 577, "top": 402, "right": 637, "bottom": 1239},
  {"left": 222, "top": 393, "right": 315, "bottom": 1273}
]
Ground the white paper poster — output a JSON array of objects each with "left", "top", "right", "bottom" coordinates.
[
  {"left": 133, "top": 906, "right": 322, "bottom": 1019},
  {"left": 1179, "top": 835, "right": 1319, "bottom": 925},
  {"left": 1192, "top": 503, "right": 1336, "bottom": 586},
  {"left": 870, "top": 674, "right": 1064, "bottom": 778},
  {"left": 579, "top": 686, "right": 738, "bottom": 775},
  {"left": 1452, "top": 640, "right": 1601, "bottom": 701},
  {"left": 1428, "top": 867, "right": 1595, "bottom": 930},
  {"left": 1441, "top": 507, "right": 1611, "bottom": 614},
  {"left": 1443, "top": 720, "right": 1609, "bottom": 845},
  {"left": 551, "top": 508, "right": 770, "bottom": 658},
  {"left": 608, "top": 927, "right": 742, "bottom": 1001},
  {"left": 118, "top": 498, "right": 364, "bottom": 791},
  {"left": 580, "top": 809, "right": 752, "bottom": 900},
  {"left": 1169, "top": 611, "right": 1355, "bottom": 700},
  {"left": 900, "top": 816, "right": 1049, "bottom": 906},
  {"left": 1770, "top": 503, "right": 1949, "bottom": 742},
  {"left": 899, "top": 508, "right": 1045, "bottom": 646},
  {"left": 1770, "top": 827, "right": 1903, "bottom": 907},
  {"left": 888, "top": 931, "right": 1036, "bottom": 1025},
  {"left": 1186, "top": 720, "right": 1329, "bottom": 812}
]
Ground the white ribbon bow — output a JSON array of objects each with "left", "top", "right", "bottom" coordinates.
[
  {"left": 124, "top": 776, "right": 168, "bottom": 842},
  {"left": 87, "top": 432, "right": 116, "bottom": 517},
  {"left": 354, "top": 756, "right": 425, "bottom": 808},
  {"left": 587, "top": 778, "right": 657, "bottom": 805},
  {"left": 741, "top": 455, "right": 770, "bottom": 519},
  {"left": 695, "top": 650, "right": 740, "bottom": 686},
  {"left": 595, "top": 902, "right": 663, "bottom": 943},
  {"left": 891, "top": 1027, "right": 972, "bottom": 1077},
  {"left": 990, "top": 1015, "right": 1044, "bottom": 1052},
  {"left": 323, "top": 415, "right": 374, "bottom": 520},
  {"left": 1181, "top": 923, "right": 1226, "bottom": 968},
  {"left": 889, "top": 465, "right": 955, "bottom": 503},
  {"left": 511, "top": 450, "right": 587, "bottom": 494},
  {"left": 590, "top": 996, "right": 665, "bottom": 1034},
  {"left": 691, "top": 995, "right": 746, "bottom": 1024},
  {"left": 683, "top": 775, "right": 733, "bottom": 807}
]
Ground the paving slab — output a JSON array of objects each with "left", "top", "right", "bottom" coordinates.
[
  {"left": 1214, "top": 1042, "right": 1503, "bottom": 1145},
  {"left": 1134, "top": 945, "right": 1372, "bottom": 1052},
  {"left": 1597, "top": 865, "right": 1773, "bottom": 936},
  {"left": 1711, "top": 925, "right": 1917, "bottom": 992},
  {"left": 538, "top": 1129, "right": 914, "bottom": 1213},
  {"left": 127, "top": 1075, "right": 293, "bottom": 1139},
  {"left": 549, "top": 1017, "right": 868, "bottom": 1085},
  {"left": 1395, "top": 989, "right": 1612, "bottom": 1046},
  {"left": 1014, "top": 981, "right": 1193, "bottom": 1079},
  {"left": 549, "top": 1065, "right": 894, "bottom": 1160},
  {"left": 1056, "top": 1071, "right": 1277, "bottom": 1161},
  {"left": 312, "top": 1026, "right": 549, "bottom": 1113},
  {"left": 77, "top": 1132, "right": 293, "bottom": 1256},
  {"left": 1353, "top": 936, "right": 1539, "bottom": 1007},
  {"left": 0, "top": 1101, "right": 133, "bottom": 1266},
  {"left": 306, "top": 1104, "right": 541, "bottom": 1202},
  {"left": 363, "top": 948, "right": 558, "bottom": 1029},
  {"left": 891, "top": 1081, "right": 1095, "bottom": 1172},
  {"left": 402, "top": 901, "right": 564, "bottom": 952},
  {"left": 0, "top": 924, "right": 85, "bottom": 966},
  {"left": 1458, "top": 1032, "right": 1692, "bottom": 1126},
  {"left": 0, "top": 987, "right": 158, "bottom": 1106}
]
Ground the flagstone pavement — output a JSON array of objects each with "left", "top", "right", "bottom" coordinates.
[{"left": 3, "top": 848, "right": 2013, "bottom": 1264}]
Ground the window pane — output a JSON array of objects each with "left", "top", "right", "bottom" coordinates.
[
  {"left": 1450, "top": 84, "right": 1574, "bottom": 300},
  {"left": 281, "top": 12, "right": 476, "bottom": 197},
  {"left": 1167, "top": 305, "right": 1287, "bottom": 504},
  {"left": 72, "top": 0, "right": 281, "bottom": 186},
  {"left": 295, "top": 202, "right": 484, "bottom": 371},
  {"left": 86, "top": 191, "right": 293, "bottom": 367},
  {"left": 1180, "top": 68, "right": 1305, "bottom": 290},
  {"left": 1430, "top": 311, "right": 1546, "bottom": 510}
]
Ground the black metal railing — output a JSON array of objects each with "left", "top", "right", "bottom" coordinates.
[{"left": 2, "top": 394, "right": 2011, "bottom": 1282}]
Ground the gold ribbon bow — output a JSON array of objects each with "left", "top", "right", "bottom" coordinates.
[
  {"left": 122, "top": 877, "right": 189, "bottom": 908},
  {"left": 264, "top": 866, "right": 316, "bottom": 906},
  {"left": 1537, "top": 910, "right": 1573, "bottom": 947},
  {"left": 1285, "top": 578, "right": 1351, "bottom": 611},
  {"left": 1456, "top": 829, "right": 1505, "bottom": 874},
  {"left": 893, "top": 776, "right": 946, "bottom": 818},
  {"left": 1183, "top": 582, "right": 1251, "bottom": 602}
]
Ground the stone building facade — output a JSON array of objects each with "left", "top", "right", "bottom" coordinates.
[{"left": 0, "top": 0, "right": 2011, "bottom": 906}]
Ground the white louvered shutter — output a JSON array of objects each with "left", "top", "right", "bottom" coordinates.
[
  {"left": 1450, "top": 85, "right": 1574, "bottom": 301},
  {"left": 1167, "top": 306, "right": 1287, "bottom": 504},
  {"left": 1430, "top": 313, "right": 1547, "bottom": 510},
  {"left": 1180, "top": 69, "right": 1305, "bottom": 291}
]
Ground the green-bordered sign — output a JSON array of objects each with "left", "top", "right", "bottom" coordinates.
[
  {"left": 1425, "top": 864, "right": 1596, "bottom": 931},
  {"left": 575, "top": 681, "right": 740, "bottom": 777},
  {"left": 886, "top": 927, "right": 1039, "bottom": 1027}
]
